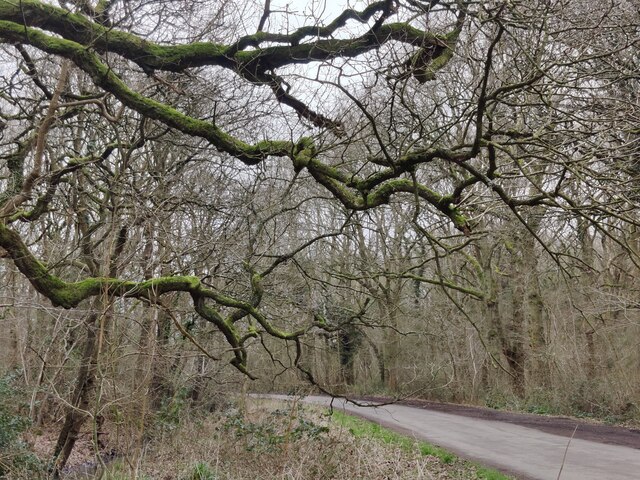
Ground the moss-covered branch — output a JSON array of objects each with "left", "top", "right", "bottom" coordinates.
[
  {"left": 0, "top": 1, "right": 473, "bottom": 233},
  {"left": 0, "top": 0, "right": 461, "bottom": 138},
  {"left": 0, "top": 220, "right": 302, "bottom": 375},
  {"left": 0, "top": 224, "right": 204, "bottom": 306},
  {"left": 303, "top": 156, "right": 471, "bottom": 232},
  {"left": 0, "top": 21, "right": 294, "bottom": 164},
  {"left": 0, "top": 20, "right": 470, "bottom": 233},
  {"left": 0, "top": 0, "right": 452, "bottom": 75},
  {"left": 0, "top": 139, "right": 32, "bottom": 208}
]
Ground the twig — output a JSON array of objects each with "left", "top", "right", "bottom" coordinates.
[
  {"left": 161, "top": 305, "right": 221, "bottom": 361},
  {"left": 556, "top": 424, "right": 578, "bottom": 480}
]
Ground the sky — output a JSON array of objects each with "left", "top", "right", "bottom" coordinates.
[{"left": 262, "top": 0, "right": 369, "bottom": 33}]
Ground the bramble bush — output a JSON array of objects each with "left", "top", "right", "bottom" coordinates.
[{"left": 0, "top": 372, "right": 42, "bottom": 478}]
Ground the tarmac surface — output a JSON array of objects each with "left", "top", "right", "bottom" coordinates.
[{"left": 266, "top": 394, "right": 640, "bottom": 480}]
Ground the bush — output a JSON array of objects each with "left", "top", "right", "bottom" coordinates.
[
  {"left": 156, "top": 387, "right": 190, "bottom": 431},
  {"left": 182, "top": 461, "right": 217, "bottom": 480},
  {"left": 0, "top": 372, "right": 43, "bottom": 478},
  {"left": 223, "top": 407, "right": 329, "bottom": 453}
]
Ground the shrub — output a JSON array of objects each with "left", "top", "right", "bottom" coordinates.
[
  {"left": 182, "top": 461, "right": 217, "bottom": 480},
  {"left": 223, "top": 407, "right": 329, "bottom": 453},
  {"left": 0, "top": 372, "right": 42, "bottom": 478}
]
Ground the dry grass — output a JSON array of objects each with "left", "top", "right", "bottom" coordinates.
[
  {"left": 99, "top": 398, "right": 506, "bottom": 480},
  {"left": 16, "top": 397, "right": 507, "bottom": 479}
]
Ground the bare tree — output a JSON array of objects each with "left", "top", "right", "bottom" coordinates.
[{"left": 1, "top": 1, "right": 640, "bottom": 466}]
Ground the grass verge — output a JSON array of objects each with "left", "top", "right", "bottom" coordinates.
[{"left": 332, "top": 410, "right": 512, "bottom": 480}]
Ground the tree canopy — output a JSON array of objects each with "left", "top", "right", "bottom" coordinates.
[{"left": 0, "top": 0, "right": 638, "bottom": 378}]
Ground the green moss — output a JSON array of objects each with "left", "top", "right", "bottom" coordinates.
[
  {"left": 135, "top": 275, "right": 201, "bottom": 293},
  {"left": 147, "top": 42, "right": 226, "bottom": 66},
  {"left": 380, "top": 22, "right": 437, "bottom": 44},
  {"left": 0, "top": 20, "right": 297, "bottom": 164},
  {"left": 366, "top": 179, "right": 443, "bottom": 206},
  {"left": 293, "top": 137, "right": 315, "bottom": 170},
  {"left": 448, "top": 208, "right": 468, "bottom": 230},
  {"left": 250, "top": 272, "right": 264, "bottom": 304},
  {"left": 0, "top": 222, "right": 207, "bottom": 309},
  {"left": 308, "top": 159, "right": 349, "bottom": 183},
  {"left": 0, "top": 140, "right": 30, "bottom": 204}
]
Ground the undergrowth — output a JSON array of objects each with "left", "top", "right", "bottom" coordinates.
[
  {"left": 10, "top": 395, "right": 514, "bottom": 479},
  {"left": 484, "top": 386, "right": 640, "bottom": 426},
  {"left": 0, "top": 372, "right": 43, "bottom": 478},
  {"left": 97, "top": 397, "right": 515, "bottom": 479}
]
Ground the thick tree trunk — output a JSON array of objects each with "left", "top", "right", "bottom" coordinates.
[
  {"left": 503, "top": 345, "right": 526, "bottom": 399},
  {"left": 363, "top": 334, "right": 385, "bottom": 386},
  {"left": 527, "top": 285, "right": 548, "bottom": 388},
  {"left": 507, "top": 274, "right": 527, "bottom": 399},
  {"left": 383, "top": 306, "right": 400, "bottom": 391},
  {"left": 338, "top": 328, "right": 358, "bottom": 386},
  {"left": 149, "top": 308, "right": 174, "bottom": 410},
  {"left": 52, "top": 311, "right": 99, "bottom": 475},
  {"left": 6, "top": 267, "right": 19, "bottom": 370}
]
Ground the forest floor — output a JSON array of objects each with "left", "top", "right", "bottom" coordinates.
[{"left": 22, "top": 397, "right": 509, "bottom": 480}]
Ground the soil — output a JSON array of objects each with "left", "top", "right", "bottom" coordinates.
[
  {"left": 354, "top": 395, "right": 640, "bottom": 450},
  {"left": 27, "top": 428, "right": 118, "bottom": 479}
]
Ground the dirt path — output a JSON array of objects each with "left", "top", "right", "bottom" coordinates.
[{"left": 266, "top": 394, "right": 640, "bottom": 480}]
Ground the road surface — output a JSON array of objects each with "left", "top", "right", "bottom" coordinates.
[{"left": 265, "top": 394, "right": 640, "bottom": 480}]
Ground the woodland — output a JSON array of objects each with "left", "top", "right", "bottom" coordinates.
[{"left": 0, "top": 0, "right": 638, "bottom": 476}]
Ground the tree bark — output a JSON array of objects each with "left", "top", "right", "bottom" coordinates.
[{"left": 52, "top": 310, "right": 99, "bottom": 475}]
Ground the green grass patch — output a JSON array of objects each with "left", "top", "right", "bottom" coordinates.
[
  {"left": 332, "top": 410, "right": 511, "bottom": 480},
  {"left": 475, "top": 466, "right": 513, "bottom": 480}
]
